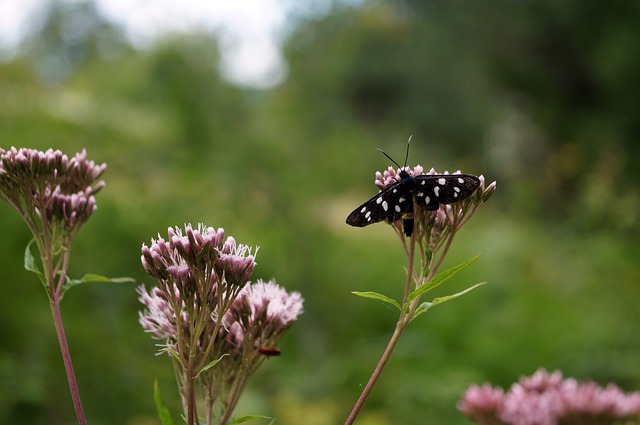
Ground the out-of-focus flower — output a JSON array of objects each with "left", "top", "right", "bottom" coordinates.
[
  {"left": 500, "top": 383, "right": 560, "bottom": 425},
  {"left": 458, "top": 383, "right": 505, "bottom": 425},
  {"left": 460, "top": 369, "right": 640, "bottom": 425},
  {"left": 558, "top": 378, "right": 640, "bottom": 422},
  {"left": 0, "top": 147, "right": 106, "bottom": 237},
  {"left": 519, "top": 368, "right": 564, "bottom": 392}
]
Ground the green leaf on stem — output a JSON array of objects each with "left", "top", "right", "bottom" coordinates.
[
  {"left": 424, "top": 246, "right": 433, "bottom": 273},
  {"left": 24, "top": 239, "right": 46, "bottom": 285},
  {"left": 154, "top": 380, "right": 175, "bottom": 425},
  {"left": 227, "top": 415, "right": 272, "bottom": 424},
  {"left": 352, "top": 291, "right": 401, "bottom": 311},
  {"left": 196, "top": 354, "right": 229, "bottom": 378},
  {"left": 61, "top": 273, "right": 135, "bottom": 299},
  {"left": 412, "top": 282, "right": 486, "bottom": 321},
  {"left": 159, "top": 347, "right": 183, "bottom": 366},
  {"left": 407, "top": 253, "right": 480, "bottom": 304}
]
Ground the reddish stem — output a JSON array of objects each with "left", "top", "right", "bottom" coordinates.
[
  {"left": 344, "top": 231, "right": 417, "bottom": 425},
  {"left": 344, "top": 318, "right": 408, "bottom": 425},
  {"left": 49, "top": 297, "right": 88, "bottom": 425},
  {"left": 186, "top": 362, "right": 196, "bottom": 425}
]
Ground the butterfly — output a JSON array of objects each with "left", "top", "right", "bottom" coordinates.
[{"left": 346, "top": 141, "right": 480, "bottom": 237}]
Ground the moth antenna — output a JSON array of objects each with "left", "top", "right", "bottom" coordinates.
[
  {"left": 376, "top": 148, "right": 402, "bottom": 169},
  {"left": 377, "top": 135, "right": 412, "bottom": 170},
  {"left": 403, "top": 135, "right": 412, "bottom": 168}
]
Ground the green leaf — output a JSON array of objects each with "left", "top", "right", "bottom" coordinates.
[
  {"left": 431, "top": 282, "right": 486, "bottom": 306},
  {"left": 66, "top": 273, "right": 135, "bottom": 287},
  {"left": 154, "top": 380, "right": 175, "bottom": 425},
  {"left": 411, "top": 301, "right": 432, "bottom": 320},
  {"left": 159, "top": 347, "right": 183, "bottom": 366},
  {"left": 411, "top": 282, "right": 486, "bottom": 321},
  {"left": 352, "top": 291, "right": 401, "bottom": 311},
  {"left": 24, "top": 239, "right": 46, "bottom": 285},
  {"left": 61, "top": 273, "right": 135, "bottom": 298},
  {"left": 424, "top": 247, "right": 433, "bottom": 272},
  {"left": 196, "top": 354, "right": 229, "bottom": 378},
  {"left": 227, "top": 415, "right": 272, "bottom": 424},
  {"left": 407, "top": 253, "right": 480, "bottom": 304}
]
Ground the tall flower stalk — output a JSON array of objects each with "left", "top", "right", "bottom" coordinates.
[
  {"left": 139, "top": 224, "right": 303, "bottom": 425},
  {"left": 0, "top": 147, "right": 107, "bottom": 425},
  {"left": 345, "top": 165, "right": 496, "bottom": 425}
]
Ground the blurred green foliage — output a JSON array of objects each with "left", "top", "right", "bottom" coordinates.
[{"left": 1, "top": 0, "right": 639, "bottom": 424}]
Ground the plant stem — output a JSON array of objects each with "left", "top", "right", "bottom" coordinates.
[
  {"left": 344, "top": 232, "right": 417, "bottom": 425},
  {"left": 186, "top": 358, "right": 197, "bottom": 425},
  {"left": 49, "top": 298, "right": 88, "bottom": 425},
  {"left": 344, "top": 318, "right": 408, "bottom": 425},
  {"left": 43, "top": 231, "right": 87, "bottom": 425}
]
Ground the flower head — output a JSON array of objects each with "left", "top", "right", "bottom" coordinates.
[
  {"left": 460, "top": 369, "right": 640, "bottom": 425},
  {"left": 0, "top": 147, "right": 106, "bottom": 236},
  {"left": 374, "top": 165, "right": 425, "bottom": 190},
  {"left": 222, "top": 279, "right": 304, "bottom": 353},
  {"left": 43, "top": 185, "right": 102, "bottom": 235},
  {"left": 458, "top": 383, "right": 505, "bottom": 425},
  {"left": 139, "top": 224, "right": 265, "bottom": 363},
  {"left": 557, "top": 379, "right": 640, "bottom": 421},
  {"left": 500, "top": 383, "right": 560, "bottom": 425},
  {"left": 141, "top": 224, "right": 227, "bottom": 294},
  {"left": 139, "top": 229, "right": 304, "bottom": 423},
  {"left": 137, "top": 284, "right": 182, "bottom": 341},
  {"left": 519, "top": 368, "right": 564, "bottom": 392},
  {"left": 216, "top": 236, "right": 258, "bottom": 287}
]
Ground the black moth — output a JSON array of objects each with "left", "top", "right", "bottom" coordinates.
[{"left": 346, "top": 143, "right": 480, "bottom": 237}]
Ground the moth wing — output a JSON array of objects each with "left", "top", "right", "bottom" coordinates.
[
  {"left": 413, "top": 174, "right": 480, "bottom": 209},
  {"left": 346, "top": 182, "right": 409, "bottom": 227}
]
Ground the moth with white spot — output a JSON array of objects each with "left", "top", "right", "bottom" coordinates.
[{"left": 346, "top": 142, "right": 480, "bottom": 237}]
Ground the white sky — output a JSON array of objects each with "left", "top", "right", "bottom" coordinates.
[{"left": 0, "top": 0, "right": 338, "bottom": 88}]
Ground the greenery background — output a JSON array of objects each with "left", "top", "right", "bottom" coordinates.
[{"left": 1, "top": 0, "right": 639, "bottom": 424}]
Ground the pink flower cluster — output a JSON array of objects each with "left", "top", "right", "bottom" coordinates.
[
  {"left": 0, "top": 147, "right": 106, "bottom": 236},
  {"left": 137, "top": 276, "right": 304, "bottom": 359},
  {"left": 222, "top": 279, "right": 304, "bottom": 355},
  {"left": 139, "top": 224, "right": 260, "bottom": 350},
  {"left": 374, "top": 165, "right": 426, "bottom": 189},
  {"left": 141, "top": 224, "right": 231, "bottom": 291},
  {"left": 459, "top": 369, "right": 640, "bottom": 425},
  {"left": 138, "top": 224, "right": 303, "bottom": 421},
  {"left": 137, "top": 285, "right": 183, "bottom": 341}
]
